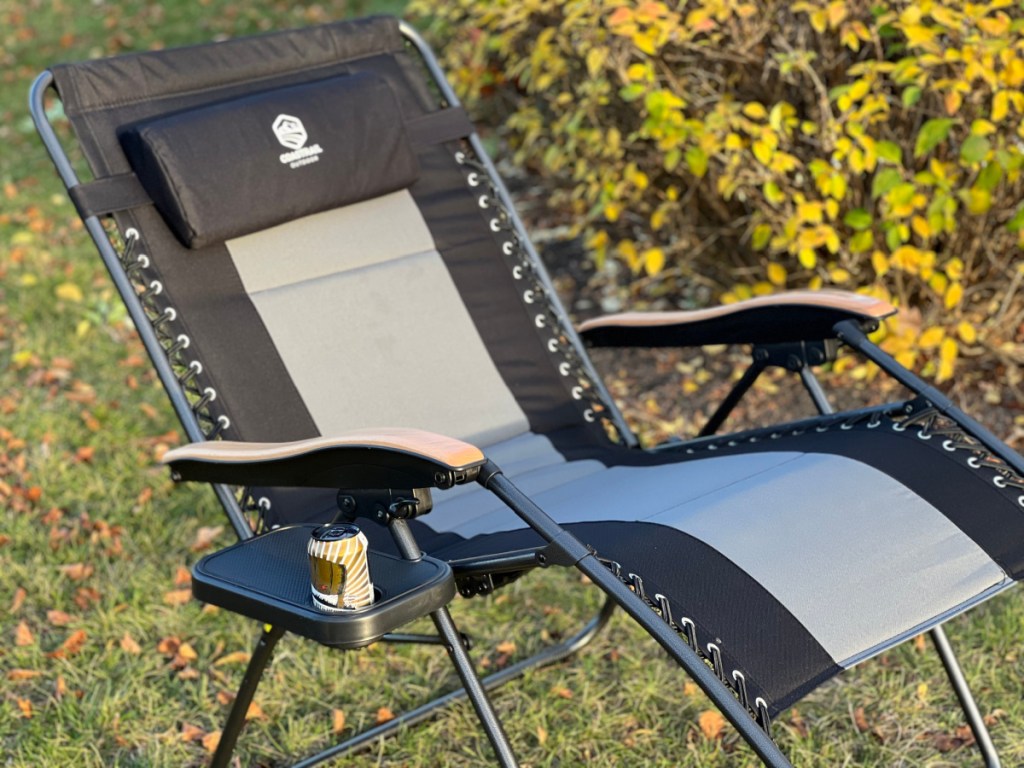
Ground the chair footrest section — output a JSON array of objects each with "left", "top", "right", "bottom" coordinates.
[{"left": 192, "top": 525, "right": 456, "bottom": 648}]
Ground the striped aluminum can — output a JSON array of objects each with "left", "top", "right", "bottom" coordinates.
[{"left": 307, "top": 523, "right": 374, "bottom": 612}]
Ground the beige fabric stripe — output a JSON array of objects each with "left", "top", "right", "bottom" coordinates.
[
  {"left": 227, "top": 190, "right": 435, "bottom": 294},
  {"left": 242, "top": 249, "right": 529, "bottom": 446}
]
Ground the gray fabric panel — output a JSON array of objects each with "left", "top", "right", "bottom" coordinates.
[
  {"left": 427, "top": 450, "right": 1007, "bottom": 665},
  {"left": 246, "top": 249, "right": 529, "bottom": 446},
  {"left": 227, "top": 191, "right": 434, "bottom": 294}
]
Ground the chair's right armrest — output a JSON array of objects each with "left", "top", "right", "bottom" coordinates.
[
  {"left": 578, "top": 290, "right": 895, "bottom": 348},
  {"left": 162, "top": 428, "right": 486, "bottom": 490}
]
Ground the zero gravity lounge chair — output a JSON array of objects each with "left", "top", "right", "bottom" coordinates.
[{"left": 30, "top": 16, "right": 1024, "bottom": 767}]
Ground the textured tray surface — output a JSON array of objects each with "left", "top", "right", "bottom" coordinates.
[{"left": 193, "top": 525, "right": 455, "bottom": 647}]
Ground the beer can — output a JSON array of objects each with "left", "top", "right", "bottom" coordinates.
[{"left": 307, "top": 523, "right": 374, "bottom": 612}]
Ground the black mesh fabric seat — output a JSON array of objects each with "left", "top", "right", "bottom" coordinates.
[{"left": 33, "top": 15, "right": 1024, "bottom": 767}]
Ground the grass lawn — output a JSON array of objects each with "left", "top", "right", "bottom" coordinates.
[{"left": 2, "top": 1, "right": 1023, "bottom": 766}]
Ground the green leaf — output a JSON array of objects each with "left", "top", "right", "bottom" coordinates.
[
  {"left": 902, "top": 86, "right": 922, "bottom": 108},
  {"left": 685, "top": 146, "right": 708, "bottom": 178},
  {"left": 871, "top": 168, "right": 903, "bottom": 199},
  {"left": 664, "top": 148, "right": 682, "bottom": 172},
  {"left": 843, "top": 208, "right": 873, "bottom": 230},
  {"left": 959, "top": 135, "right": 990, "bottom": 164},
  {"left": 877, "top": 141, "right": 903, "bottom": 164},
  {"left": 619, "top": 84, "right": 646, "bottom": 102},
  {"left": 850, "top": 229, "right": 874, "bottom": 253},
  {"left": 1007, "top": 206, "right": 1024, "bottom": 232},
  {"left": 914, "top": 118, "right": 954, "bottom": 158},
  {"left": 977, "top": 161, "right": 1003, "bottom": 192}
]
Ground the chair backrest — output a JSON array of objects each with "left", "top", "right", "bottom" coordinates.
[{"left": 45, "top": 16, "right": 627, "bottom": 527}]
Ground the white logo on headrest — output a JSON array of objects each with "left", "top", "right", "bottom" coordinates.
[
  {"left": 272, "top": 114, "right": 323, "bottom": 169},
  {"left": 273, "top": 114, "right": 307, "bottom": 149}
]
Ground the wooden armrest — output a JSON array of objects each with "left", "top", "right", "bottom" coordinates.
[
  {"left": 578, "top": 290, "right": 894, "bottom": 348},
  {"left": 162, "top": 428, "right": 487, "bottom": 490}
]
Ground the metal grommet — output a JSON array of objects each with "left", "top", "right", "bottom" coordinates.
[
  {"left": 478, "top": 194, "right": 489, "bottom": 209},
  {"left": 1018, "top": 495, "right": 1024, "bottom": 508},
  {"left": 523, "top": 290, "right": 534, "bottom": 303},
  {"left": 892, "top": 422, "right": 907, "bottom": 432},
  {"left": 512, "top": 265, "right": 523, "bottom": 279},
  {"left": 917, "top": 430, "right": 932, "bottom": 440},
  {"left": 136, "top": 254, "right": 151, "bottom": 268},
  {"left": 558, "top": 362, "right": 571, "bottom": 376},
  {"left": 994, "top": 475, "right": 1008, "bottom": 488},
  {"left": 708, "top": 443, "right": 718, "bottom": 451},
  {"left": 147, "top": 279, "right": 163, "bottom": 295},
  {"left": 548, "top": 339, "right": 560, "bottom": 353},
  {"left": 162, "top": 307, "right": 177, "bottom": 322},
  {"left": 816, "top": 425, "right": 829, "bottom": 433},
  {"left": 217, "top": 415, "right": 230, "bottom": 428},
  {"left": 571, "top": 386, "right": 583, "bottom": 400},
  {"left": 943, "top": 439, "right": 957, "bottom": 452},
  {"left": 203, "top": 387, "right": 217, "bottom": 402},
  {"left": 503, "top": 242, "right": 515, "bottom": 256},
  {"left": 535, "top": 314, "right": 546, "bottom": 328},
  {"left": 125, "top": 227, "right": 139, "bottom": 240},
  {"left": 867, "top": 417, "right": 881, "bottom": 429},
  {"left": 685, "top": 448, "right": 695, "bottom": 454},
  {"left": 728, "top": 440, "right": 738, "bottom": 447},
  {"left": 489, "top": 218, "right": 501, "bottom": 232},
  {"left": 968, "top": 456, "right": 981, "bottom": 468},
  {"left": 176, "top": 334, "right": 190, "bottom": 349},
  {"left": 583, "top": 408, "right": 595, "bottom": 422},
  {"left": 257, "top": 496, "right": 271, "bottom": 511},
  {"left": 840, "top": 422, "right": 854, "bottom": 430},
  {"left": 189, "top": 360, "right": 203, "bottom": 374},
  {"left": 454, "top": 151, "right": 465, "bottom": 164},
  {"left": 467, "top": 172, "right": 480, "bottom": 186}
]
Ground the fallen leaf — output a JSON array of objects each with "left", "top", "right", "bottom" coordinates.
[
  {"left": 59, "top": 563, "right": 94, "bottom": 581},
  {"left": 120, "top": 632, "right": 141, "bottom": 655},
  {"left": 74, "top": 446, "right": 95, "bottom": 463},
  {"left": 49, "top": 629, "right": 87, "bottom": 658},
  {"left": 177, "top": 642, "right": 198, "bottom": 661},
  {"left": 550, "top": 686, "right": 573, "bottom": 700},
  {"left": 180, "top": 722, "right": 205, "bottom": 742},
  {"left": 984, "top": 709, "right": 1007, "bottom": 726},
  {"left": 246, "top": 702, "right": 264, "bottom": 720},
  {"left": 24, "top": 486, "right": 42, "bottom": 502},
  {"left": 375, "top": 707, "right": 395, "bottom": 724},
  {"left": 55, "top": 675, "right": 67, "bottom": 698},
  {"left": 157, "top": 636, "right": 181, "bottom": 655},
  {"left": 213, "top": 651, "right": 250, "bottom": 666},
  {"left": 8, "top": 669, "right": 41, "bottom": 681},
  {"left": 190, "top": 525, "right": 224, "bottom": 552},
  {"left": 163, "top": 589, "right": 191, "bottom": 606},
  {"left": 853, "top": 706, "right": 870, "bottom": 733},
  {"left": 536, "top": 725, "right": 548, "bottom": 746},
  {"left": 47, "top": 610, "right": 74, "bottom": 626},
  {"left": 202, "top": 731, "right": 222, "bottom": 754},
  {"left": 17, "top": 699, "right": 32, "bottom": 718},
  {"left": 15, "top": 621, "right": 35, "bottom": 646},
  {"left": 698, "top": 710, "right": 726, "bottom": 740},
  {"left": 173, "top": 566, "right": 192, "bottom": 587},
  {"left": 74, "top": 587, "right": 101, "bottom": 610},
  {"left": 332, "top": 709, "right": 346, "bottom": 734},
  {"left": 683, "top": 682, "right": 699, "bottom": 697},
  {"left": 495, "top": 640, "right": 516, "bottom": 655}
]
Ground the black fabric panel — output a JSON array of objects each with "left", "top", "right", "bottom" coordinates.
[
  {"left": 434, "top": 521, "right": 839, "bottom": 715},
  {"left": 69, "top": 174, "right": 151, "bottom": 217},
  {"left": 115, "top": 206, "right": 320, "bottom": 443},
  {"left": 120, "top": 72, "right": 419, "bottom": 248},
  {"left": 406, "top": 108, "right": 475, "bottom": 147},
  {"left": 647, "top": 423, "right": 1024, "bottom": 579},
  {"left": 581, "top": 305, "right": 881, "bottom": 348},
  {"left": 51, "top": 16, "right": 403, "bottom": 115},
  {"left": 408, "top": 146, "right": 612, "bottom": 457}
]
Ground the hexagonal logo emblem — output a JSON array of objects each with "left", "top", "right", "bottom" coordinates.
[{"left": 272, "top": 114, "right": 307, "bottom": 150}]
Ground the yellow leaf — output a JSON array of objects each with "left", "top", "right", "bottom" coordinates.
[
  {"left": 214, "top": 651, "right": 251, "bottom": 666},
  {"left": 643, "top": 247, "right": 666, "bottom": 276},
  {"left": 958, "top": 322, "right": 978, "bottom": 344},
  {"left": 742, "top": 102, "right": 767, "bottom": 120},
  {"left": 604, "top": 202, "right": 622, "bottom": 223},
  {"left": 698, "top": 710, "right": 726, "bottom": 740},
  {"left": 871, "top": 251, "right": 890, "bottom": 276},
  {"left": 798, "top": 249, "right": 817, "bottom": 269},
  {"left": 945, "top": 282, "right": 964, "bottom": 309},
  {"left": 938, "top": 337, "right": 958, "bottom": 381},
  {"left": 332, "top": 709, "right": 346, "bottom": 734},
  {"left": 767, "top": 262, "right": 787, "bottom": 286},
  {"left": 56, "top": 282, "right": 84, "bottom": 303},
  {"left": 919, "top": 327, "right": 945, "bottom": 349},
  {"left": 993, "top": 91, "right": 1010, "bottom": 122},
  {"left": 18, "top": 274, "right": 38, "bottom": 287}
]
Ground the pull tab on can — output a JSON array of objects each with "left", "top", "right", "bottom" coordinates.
[{"left": 307, "top": 523, "right": 374, "bottom": 612}]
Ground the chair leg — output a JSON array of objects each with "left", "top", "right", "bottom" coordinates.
[
  {"left": 290, "top": 597, "right": 616, "bottom": 767},
  {"left": 930, "top": 625, "right": 1002, "bottom": 768},
  {"left": 210, "top": 623, "right": 286, "bottom": 768}
]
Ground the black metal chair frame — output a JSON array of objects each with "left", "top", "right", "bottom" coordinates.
[{"left": 30, "top": 20, "right": 1018, "bottom": 768}]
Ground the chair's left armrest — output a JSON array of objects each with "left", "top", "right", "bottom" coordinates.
[
  {"left": 162, "top": 428, "right": 486, "bottom": 490},
  {"left": 578, "top": 290, "right": 895, "bottom": 348}
]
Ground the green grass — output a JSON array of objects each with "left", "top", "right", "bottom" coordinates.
[{"left": 2, "top": 1, "right": 1024, "bottom": 766}]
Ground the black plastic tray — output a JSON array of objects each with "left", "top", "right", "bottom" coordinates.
[{"left": 192, "top": 525, "right": 455, "bottom": 648}]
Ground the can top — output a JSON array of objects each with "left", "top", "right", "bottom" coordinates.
[{"left": 310, "top": 523, "right": 361, "bottom": 542}]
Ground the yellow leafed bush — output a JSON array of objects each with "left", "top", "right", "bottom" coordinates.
[{"left": 413, "top": 0, "right": 1024, "bottom": 388}]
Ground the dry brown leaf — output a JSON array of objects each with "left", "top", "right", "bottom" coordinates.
[
  {"left": 47, "top": 610, "right": 74, "bottom": 626},
  {"left": 177, "top": 667, "right": 200, "bottom": 681},
  {"left": 177, "top": 642, "right": 198, "bottom": 661},
  {"left": 191, "top": 525, "right": 224, "bottom": 553},
  {"left": 853, "top": 706, "right": 870, "bottom": 733},
  {"left": 550, "top": 686, "right": 573, "bottom": 700},
  {"left": 202, "top": 730, "right": 222, "bottom": 754},
  {"left": 17, "top": 699, "right": 32, "bottom": 718},
  {"left": 698, "top": 710, "right": 726, "bottom": 740},
  {"left": 15, "top": 621, "right": 34, "bottom": 646},
  {"left": 180, "top": 723, "right": 205, "bottom": 742},
  {"left": 157, "top": 636, "right": 181, "bottom": 655},
  {"left": 49, "top": 628, "right": 87, "bottom": 658},
  {"left": 375, "top": 706, "right": 395, "bottom": 724},
  {"left": 10, "top": 586, "right": 26, "bottom": 612},
  {"left": 55, "top": 675, "right": 67, "bottom": 698},
  {"left": 73, "top": 587, "right": 101, "bottom": 610},
  {"left": 120, "top": 632, "right": 142, "bottom": 655},
  {"left": 59, "top": 563, "right": 94, "bottom": 581},
  {"left": 913, "top": 633, "right": 927, "bottom": 652},
  {"left": 163, "top": 589, "right": 191, "bottom": 606},
  {"left": 213, "top": 651, "right": 250, "bottom": 666},
  {"left": 683, "top": 682, "right": 699, "bottom": 697},
  {"left": 7, "top": 669, "right": 41, "bottom": 682},
  {"left": 173, "top": 566, "right": 192, "bottom": 587},
  {"left": 75, "top": 446, "right": 95, "bottom": 463},
  {"left": 332, "top": 709, "right": 346, "bottom": 734},
  {"left": 536, "top": 725, "right": 548, "bottom": 746},
  {"left": 216, "top": 690, "right": 234, "bottom": 706},
  {"left": 246, "top": 702, "right": 264, "bottom": 720},
  {"left": 495, "top": 640, "right": 516, "bottom": 655}
]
